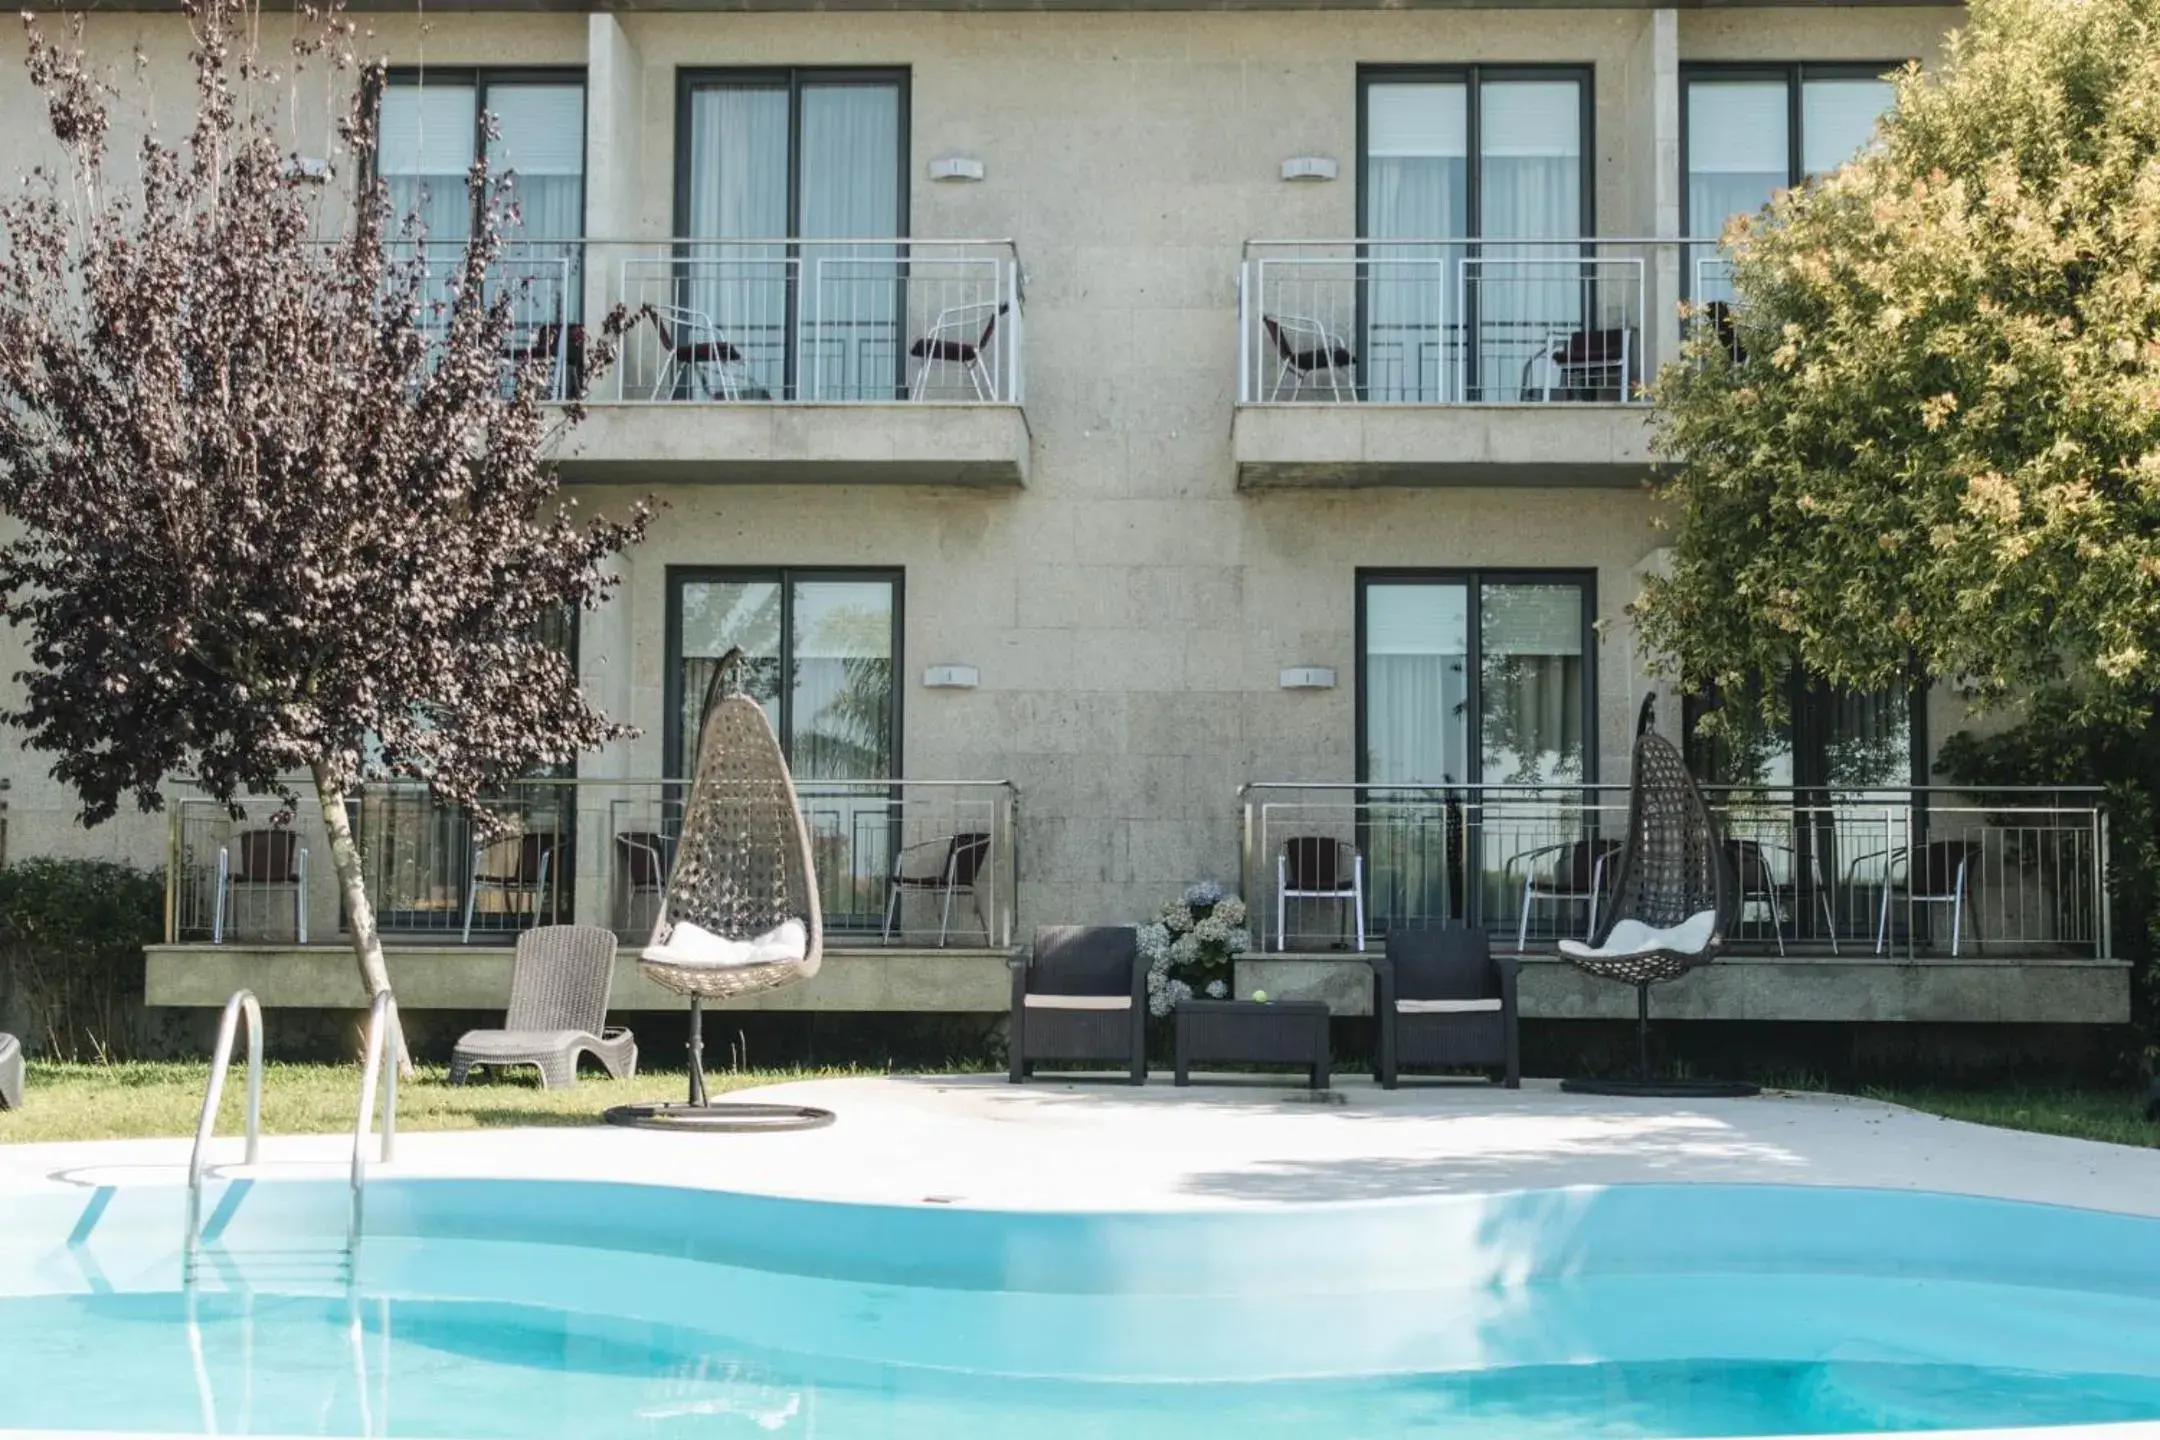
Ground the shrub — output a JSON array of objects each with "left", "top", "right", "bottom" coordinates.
[{"left": 0, "top": 859, "right": 164, "bottom": 1061}]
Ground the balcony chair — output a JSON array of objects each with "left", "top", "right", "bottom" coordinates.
[
  {"left": 883, "top": 830, "right": 993, "bottom": 946},
  {"left": 1276, "top": 836, "right": 1366, "bottom": 952},
  {"left": 1506, "top": 837, "right": 1619, "bottom": 951},
  {"left": 213, "top": 828, "right": 308, "bottom": 945},
  {"left": 1261, "top": 314, "right": 1355, "bottom": 401},
  {"left": 449, "top": 924, "right": 637, "bottom": 1090},
  {"left": 1009, "top": 926, "right": 1147, "bottom": 1085},
  {"left": 463, "top": 832, "right": 555, "bottom": 944},
  {"left": 908, "top": 301, "right": 1007, "bottom": 400},
  {"left": 614, "top": 830, "right": 672, "bottom": 935},
  {"left": 503, "top": 321, "right": 583, "bottom": 400},
  {"left": 1557, "top": 696, "right": 1754, "bottom": 1097},
  {"left": 1371, "top": 927, "right": 1519, "bottom": 1089},
  {"left": 610, "top": 648, "right": 830, "bottom": 1131},
  {"left": 0, "top": 1032, "right": 21, "bottom": 1110},
  {"left": 1721, "top": 837, "right": 1842, "bottom": 957},
  {"left": 643, "top": 303, "right": 753, "bottom": 401},
  {"left": 1865, "top": 839, "right": 1983, "bottom": 957},
  {"left": 1525, "top": 326, "right": 1632, "bottom": 402}
]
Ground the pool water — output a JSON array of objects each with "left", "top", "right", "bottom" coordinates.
[{"left": 5, "top": 1179, "right": 2160, "bottom": 1437}]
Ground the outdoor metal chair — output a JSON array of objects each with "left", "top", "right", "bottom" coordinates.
[
  {"left": 1507, "top": 837, "right": 1619, "bottom": 951},
  {"left": 213, "top": 828, "right": 308, "bottom": 945},
  {"left": 908, "top": 301, "right": 1007, "bottom": 400},
  {"left": 883, "top": 831, "right": 993, "bottom": 946},
  {"left": 463, "top": 832, "right": 555, "bottom": 944},
  {"left": 1276, "top": 836, "right": 1365, "bottom": 952},
  {"left": 1371, "top": 927, "right": 1519, "bottom": 1089},
  {"left": 614, "top": 829, "right": 672, "bottom": 934},
  {"left": 1009, "top": 925, "right": 1147, "bottom": 1084},
  {"left": 1525, "top": 326, "right": 1633, "bottom": 401},
  {"left": 644, "top": 303, "right": 753, "bottom": 401},
  {"left": 1862, "top": 839, "right": 1983, "bottom": 957},
  {"left": 1262, "top": 314, "right": 1356, "bottom": 401},
  {"left": 449, "top": 924, "right": 637, "bottom": 1089}
]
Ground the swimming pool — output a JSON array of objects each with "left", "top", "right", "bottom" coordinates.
[{"left": 5, "top": 1177, "right": 2160, "bottom": 1437}]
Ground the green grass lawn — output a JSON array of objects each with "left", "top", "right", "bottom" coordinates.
[
  {"left": 1861, "top": 1083, "right": 2159, "bottom": 1150},
  {"left": 0, "top": 1061, "right": 857, "bottom": 1145}
]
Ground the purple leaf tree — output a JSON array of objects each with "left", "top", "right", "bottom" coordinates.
[{"left": 0, "top": 0, "right": 650, "bottom": 1068}]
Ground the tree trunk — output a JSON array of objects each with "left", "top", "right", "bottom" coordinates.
[{"left": 312, "top": 760, "right": 414, "bottom": 1079}]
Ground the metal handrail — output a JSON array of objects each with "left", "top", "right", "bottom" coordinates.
[
  {"left": 184, "top": 989, "right": 263, "bottom": 1266},
  {"left": 348, "top": 990, "right": 401, "bottom": 1261}
]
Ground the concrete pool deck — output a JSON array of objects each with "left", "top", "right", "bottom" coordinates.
[{"left": 3, "top": 1074, "right": 2158, "bottom": 1217}]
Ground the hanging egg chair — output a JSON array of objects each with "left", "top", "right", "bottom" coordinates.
[
  {"left": 1557, "top": 695, "right": 1758, "bottom": 1098},
  {"left": 605, "top": 651, "right": 836, "bottom": 1131}
]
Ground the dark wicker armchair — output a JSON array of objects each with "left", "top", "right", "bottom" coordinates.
[
  {"left": 1009, "top": 925, "right": 1147, "bottom": 1084},
  {"left": 1371, "top": 927, "right": 1519, "bottom": 1089}
]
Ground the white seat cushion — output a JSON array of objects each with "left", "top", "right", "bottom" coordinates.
[
  {"left": 1022, "top": 994, "right": 1133, "bottom": 1011},
  {"left": 1558, "top": 909, "right": 1717, "bottom": 961},
  {"left": 644, "top": 918, "right": 807, "bottom": 970},
  {"left": 1395, "top": 997, "right": 1503, "bottom": 1014}
]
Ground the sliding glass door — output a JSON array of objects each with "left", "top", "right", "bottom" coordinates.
[
  {"left": 1361, "top": 69, "right": 1588, "bottom": 401},
  {"left": 677, "top": 71, "right": 907, "bottom": 399},
  {"left": 1359, "top": 573, "right": 1595, "bottom": 930},
  {"left": 668, "top": 570, "right": 902, "bottom": 928}
]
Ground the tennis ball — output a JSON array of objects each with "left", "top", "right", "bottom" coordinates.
[{"left": 1250, "top": 989, "right": 1269, "bottom": 1003}]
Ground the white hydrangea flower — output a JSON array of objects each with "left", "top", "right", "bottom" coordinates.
[
  {"left": 1193, "top": 914, "right": 1231, "bottom": 945},
  {"left": 1205, "top": 979, "right": 1228, "bottom": 999},
  {"left": 1160, "top": 903, "right": 1196, "bottom": 935},
  {"left": 1137, "top": 921, "right": 1173, "bottom": 963},
  {"left": 1224, "top": 927, "right": 1253, "bottom": 956},
  {"left": 1214, "top": 897, "right": 1248, "bottom": 928},
  {"left": 1169, "top": 932, "right": 1201, "bottom": 964}
]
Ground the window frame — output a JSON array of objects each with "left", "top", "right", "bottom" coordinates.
[
  {"left": 1682, "top": 671, "right": 1928, "bottom": 793},
  {"left": 375, "top": 67, "right": 590, "bottom": 237},
  {"left": 1356, "top": 64, "right": 1597, "bottom": 242},
  {"left": 1354, "top": 567, "right": 1601, "bottom": 789},
  {"left": 1679, "top": 60, "right": 1904, "bottom": 237},
  {"left": 662, "top": 565, "right": 906, "bottom": 782},
  {"left": 671, "top": 67, "right": 912, "bottom": 243}
]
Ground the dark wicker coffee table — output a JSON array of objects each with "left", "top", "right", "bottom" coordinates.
[{"left": 1174, "top": 1000, "right": 1331, "bottom": 1090}]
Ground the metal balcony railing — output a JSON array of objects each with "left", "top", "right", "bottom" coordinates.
[
  {"left": 1241, "top": 782, "right": 2112, "bottom": 961},
  {"left": 166, "top": 777, "right": 1019, "bottom": 950},
  {"left": 1239, "top": 238, "right": 1740, "bottom": 406},
  {"left": 369, "top": 238, "right": 1024, "bottom": 407}
]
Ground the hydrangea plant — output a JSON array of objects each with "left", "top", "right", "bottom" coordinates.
[{"left": 1140, "top": 882, "right": 1252, "bottom": 1016}]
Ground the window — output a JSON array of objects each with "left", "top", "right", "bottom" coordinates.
[
  {"left": 1684, "top": 674, "right": 1923, "bottom": 795},
  {"left": 666, "top": 570, "right": 901, "bottom": 783},
  {"left": 1360, "top": 68, "right": 1591, "bottom": 401},
  {"left": 377, "top": 71, "right": 585, "bottom": 340},
  {"left": 1684, "top": 64, "right": 1898, "bottom": 300},
  {"left": 675, "top": 70, "right": 909, "bottom": 399},
  {"left": 1358, "top": 572, "right": 1595, "bottom": 928},
  {"left": 378, "top": 71, "right": 586, "bottom": 243}
]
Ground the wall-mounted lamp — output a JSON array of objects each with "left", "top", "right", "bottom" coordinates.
[
  {"left": 923, "top": 664, "right": 981, "bottom": 689},
  {"left": 929, "top": 155, "right": 986, "bottom": 183},
  {"left": 1279, "top": 666, "right": 1337, "bottom": 690},
  {"left": 1280, "top": 156, "right": 1338, "bottom": 182}
]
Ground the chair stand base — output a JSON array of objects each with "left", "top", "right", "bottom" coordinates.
[
  {"left": 1560, "top": 1076, "right": 1761, "bottom": 1099},
  {"left": 604, "top": 1101, "right": 836, "bottom": 1132},
  {"left": 604, "top": 993, "right": 837, "bottom": 1132}
]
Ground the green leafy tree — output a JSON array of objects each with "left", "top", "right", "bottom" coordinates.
[
  {"left": 1640, "top": 0, "right": 2160, "bottom": 1053},
  {"left": 1642, "top": 0, "right": 2160, "bottom": 732}
]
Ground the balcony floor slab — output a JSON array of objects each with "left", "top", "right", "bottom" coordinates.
[
  {"left": 551, "top": 402, "right": 1029, "bottom": 487},
  {"left": 1233, "top": 402, "right": 1655, "bottom": 488}
]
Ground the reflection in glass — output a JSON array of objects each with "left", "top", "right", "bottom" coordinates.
[{"left": 1479, "top": 583, "right": 1586, "bottom": 786}]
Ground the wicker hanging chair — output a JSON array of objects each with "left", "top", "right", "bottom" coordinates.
[
  {"left": 605, "top": 651, "right": 835, "bottom": 1132},
  {"left": 1558, "top": 695, "right": 1756, "bottom": 1098}
]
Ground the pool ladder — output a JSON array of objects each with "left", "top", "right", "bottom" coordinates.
[{"left": 183, "top": 987, "right": 401, "bottom": 1285}]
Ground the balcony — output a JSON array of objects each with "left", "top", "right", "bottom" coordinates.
[
  {"left": 1233, "top": 238, "right": 1713, "bottom": 488},
  {"left": 435, "top": 238, "right": 1029, "bottom": 488},
  {"left": 146, "top": 778, "right": 1021, "bottom": 1013},
  {"left": 1238, "top": 782, "right": 2130, "bottom": 1025}
]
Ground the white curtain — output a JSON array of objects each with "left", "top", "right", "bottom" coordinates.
[
  {"left": 1364, "top": 584, "right": 1471, "bottom": 788},
  {"left": 1687, "top": 80, "right": 1788, "bottom": 307},
  {"left": 686, "top": 85, "right": 791, "bottom": 395},
  {"left": 1801, "top": 77, "right": 1895, "bottom": 176},
  {"left": 1364, "top": 84, "right": 1465, "bottom": 402},
  {"left": 488, "top": 83, "right": 584, "bottom": 325},
  {"left": 800, "top": 84, "right": 902, "bottom": 399},
  {"left": 1477, "top": 80, "right": 1582, "bottom": 401},
  {"left": 380, "top": 84, "right": 475, "bottom": 247}
]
